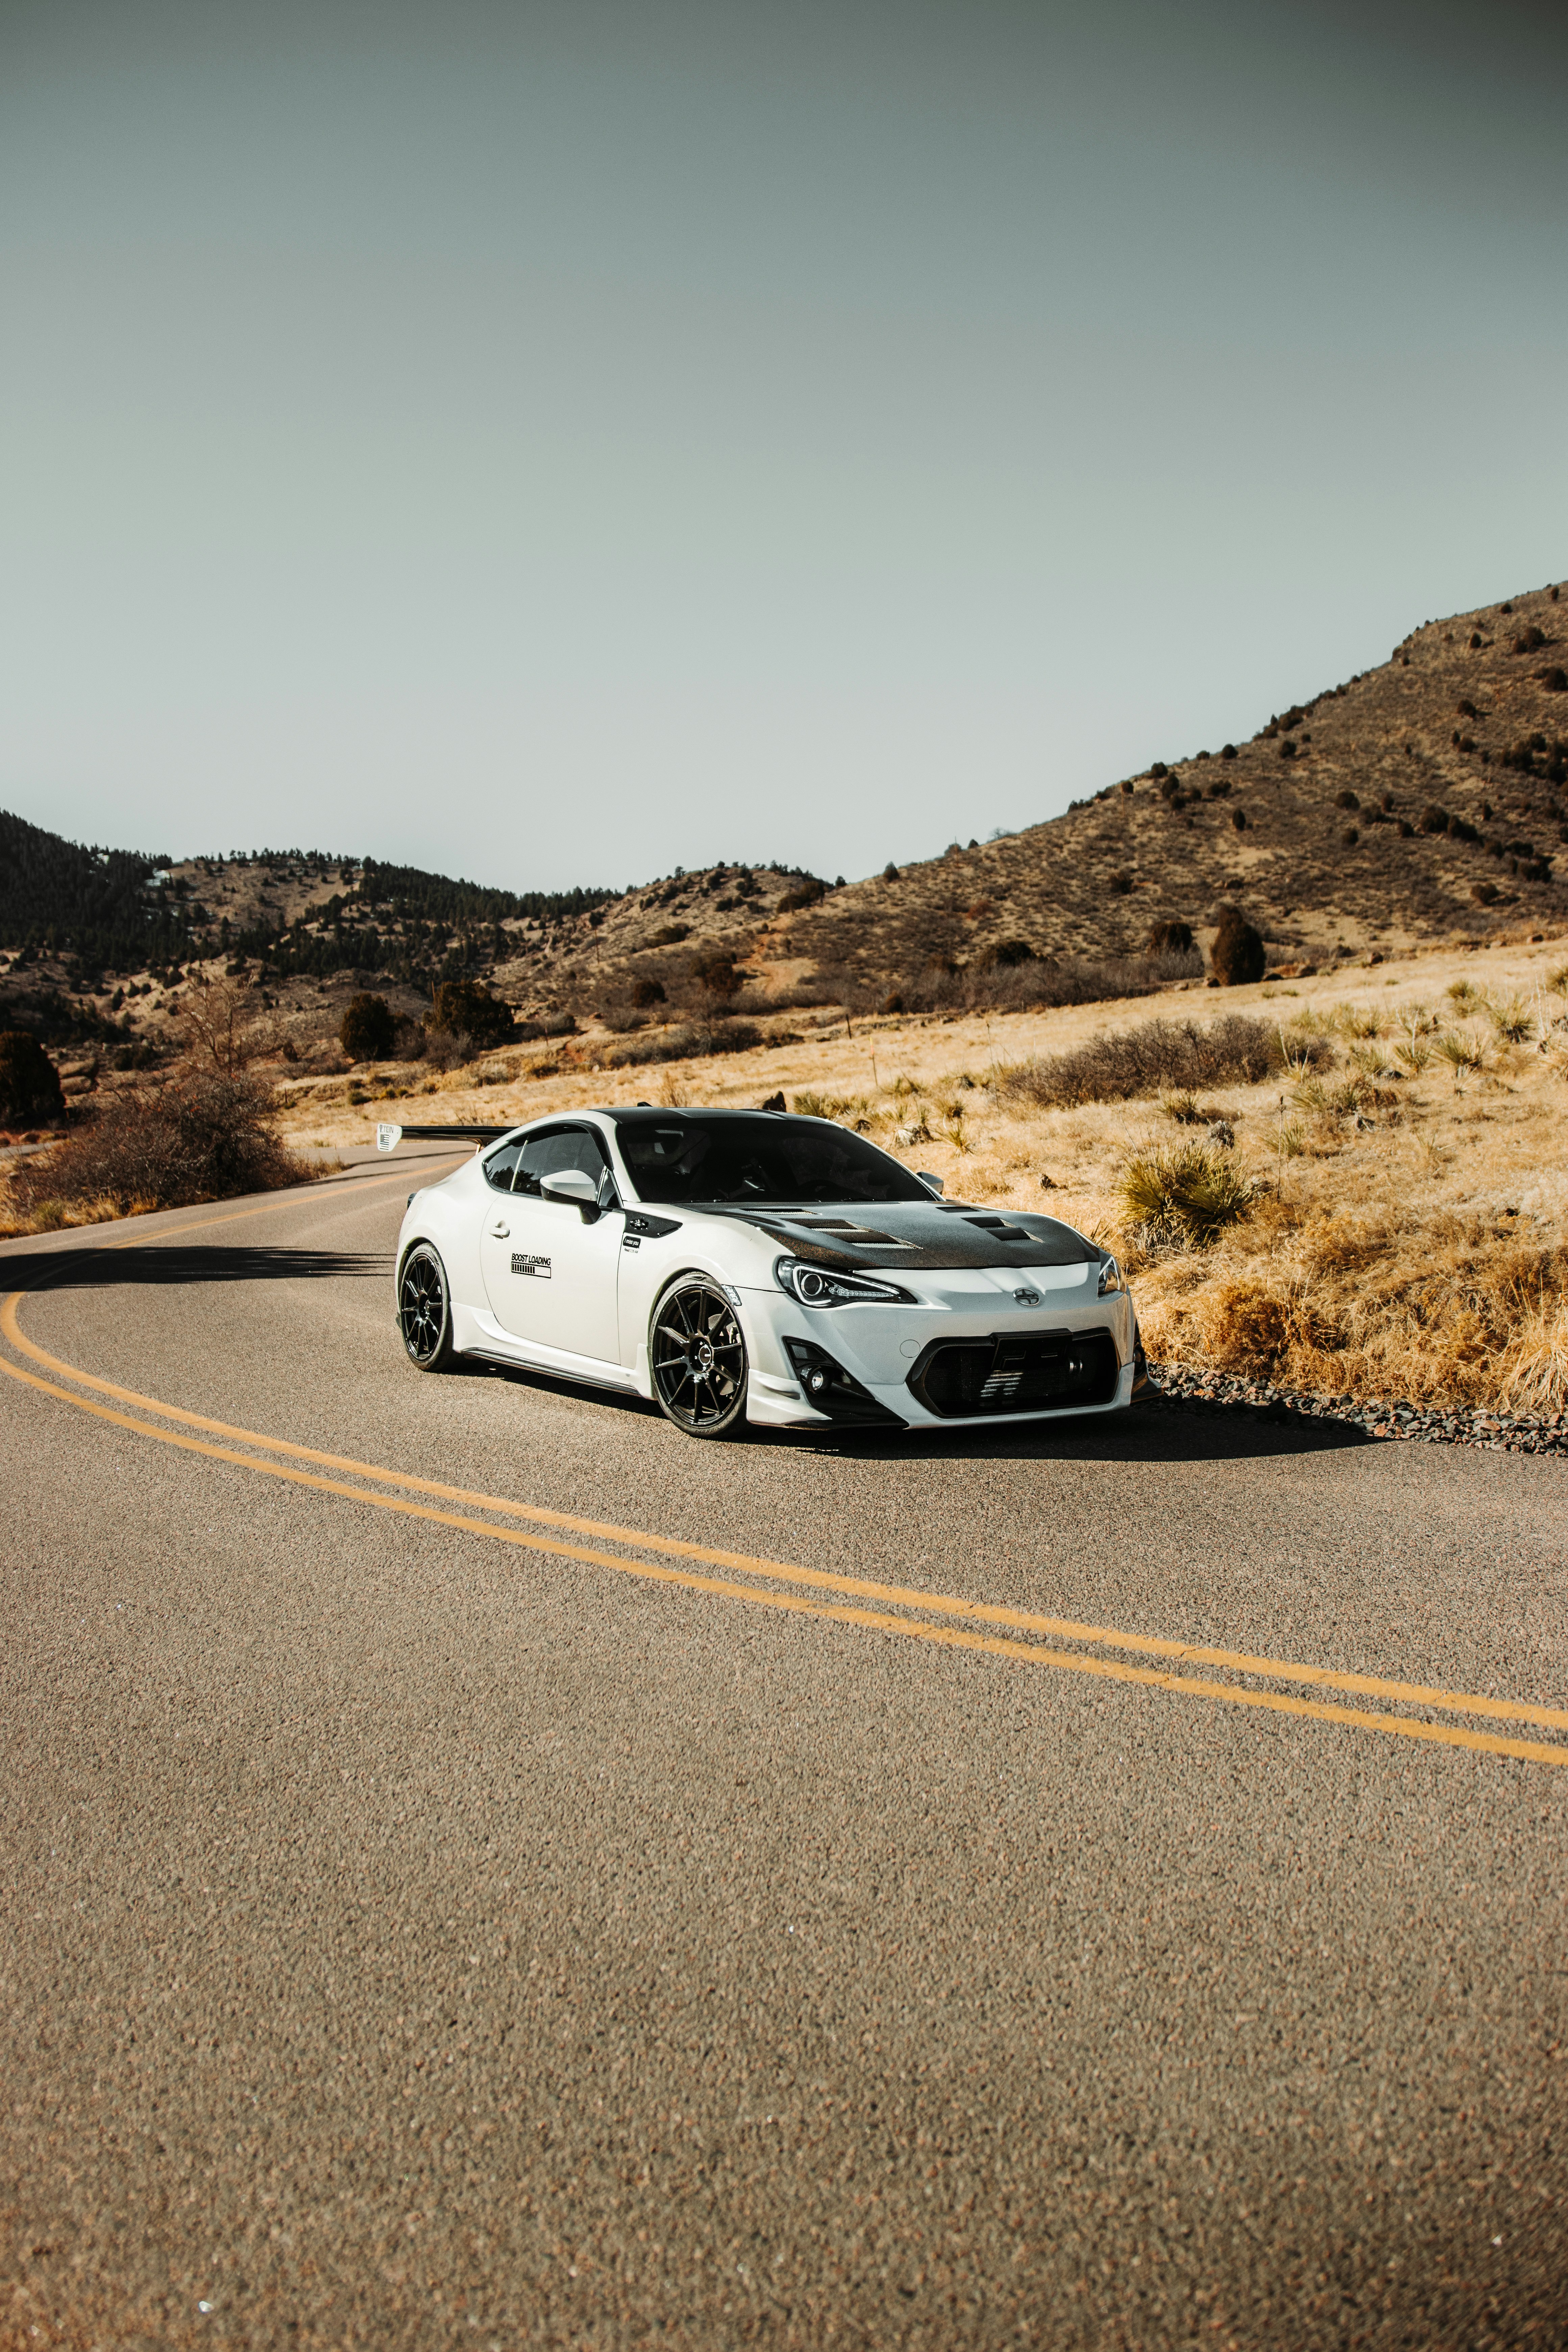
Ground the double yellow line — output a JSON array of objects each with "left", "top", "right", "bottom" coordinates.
[{"left": 3, "top": 1182, "right": 1567, "bottom": 1769}]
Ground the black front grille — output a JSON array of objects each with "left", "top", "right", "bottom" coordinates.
[{"left": 907, "top": 1328, "right": 1121, "bottom": 1418}]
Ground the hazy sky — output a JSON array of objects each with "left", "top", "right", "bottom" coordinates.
[{"left": 3, "top": 0, "right": 1565, "bottom": 893}]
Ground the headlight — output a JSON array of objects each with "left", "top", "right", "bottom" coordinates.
[
  {"left": 1097, "top": 1252, "right": 1123, "bottom": 1296},
  {"left": 774, "top": 1256, "right": 916, "bottom": 1308}
]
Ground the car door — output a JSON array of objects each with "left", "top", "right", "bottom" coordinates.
[{"left": 478, "top": 1123, "right": 624, "bottom": 1364}]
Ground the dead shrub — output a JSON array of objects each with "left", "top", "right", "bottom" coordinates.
[
  {"left": 605, "top": 1019, "right": 764, "bottom": 1068},
  {"left": 1001, "top": 1014, "right": 1313, "bottom": 1109},
  {"left": 12, "top": 1071, "right": 315, "bottom": 1219}
]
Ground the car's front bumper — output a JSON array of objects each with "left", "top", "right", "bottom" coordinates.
[{"left": 736, "top": 1276, "right": 1138, "bottom": 1432}]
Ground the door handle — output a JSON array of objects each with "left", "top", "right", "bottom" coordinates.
[{"left": 488, "top": 1219, "right": 510, "bottom": 1239}]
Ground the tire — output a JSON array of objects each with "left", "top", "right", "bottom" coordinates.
[
  {"left": 399, "top": 1242, "right": 456, "bottom": 1372},
  {"left": 650, "top": 1278, "right": 749, "bottom": 1438}
]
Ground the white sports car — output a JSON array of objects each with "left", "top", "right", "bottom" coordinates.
[{"left": 379, "top": 1107, "right": 1148, "bottom": 1439}]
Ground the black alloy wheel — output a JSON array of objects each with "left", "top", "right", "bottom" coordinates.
[
  {"left": 399, "top": 1243, "right": 456, "bottom": 1371},
  {"left": 650, "top": 1279, "right": 749, "bottom": 1438}
]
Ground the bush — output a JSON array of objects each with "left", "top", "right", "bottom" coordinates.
[
  {"left": 604, "top": 1019, "right": 764, "bottom": 1068},
  {"left": 1219, "top": 743, "right": 1237, "bottom": 760},
  {"left": 1513, "top": 627, "right": 1547, "bottom": 654},
  {"left": 1419, "top": 804, "right": 1450, "bottom": 835},
  {"left": 1108, "top": 871, "right": 1133, "bottom": 897},
  {"left": 776, "top": 876, "right": 826, "bottom": 913},
  {"left": 690, "top": 949, "right": 741, "bottom": 998},
  {"left": 631, "top": 976, "right": 666, "bottom": 1009},
  {"left": 0, "top": 1031, "right": 65, "bottom": 1127},
  {"left": 1209, "top": 906, "right": 1266, "bottom": 986},
  {"left": 427, "top": 980, "right": 515, "bottom": 1049},
  {"left": 990, "top": 937, "right": 1036, "bottom": 967},
  {"left": 14, "top": 1072, "right": 310, "bottom": 1216},
  {"left": 1540, "top": 667, "right": 1568, "bottom": 693},
  {"left": 1144, "top": 920, "right": 1194, "bottom": 955},
  {"left": 1335, "top": 789, "right": 1361, "bottom": 810},
  {"left": 1000, "top": 1013, "right": 1312, "bottom": 1109},
  {"left": 646, "top": 923, "right": 690, "bottom": 948},
  {"left": 882, "top": 862, "right": 900, "bottom": 882},
  {"left": 1119, "top": 1143, "right": 1256, "bottom": 1248},
  {"left": 339, "top": 992, "right": 396, "bottom": 1062},
  {"left": 1232, "top": 809, "right": 1247, "bottom": 831}
]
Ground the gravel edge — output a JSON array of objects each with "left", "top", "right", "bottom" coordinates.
[{"left": 1145, "top": 1362, "right": 1564, "bottom": 1456}]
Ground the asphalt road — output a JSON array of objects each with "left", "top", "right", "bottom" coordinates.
[{"left": 3, "top": 1160, "right": 1567, "bottom": 2351}]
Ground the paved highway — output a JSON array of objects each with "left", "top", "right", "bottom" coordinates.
[{"left": 3, "top": 1161, "right": 1566, "bottom": 2349}]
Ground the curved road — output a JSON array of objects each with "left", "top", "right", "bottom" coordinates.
[{"left": 3, "top": 1160, "right": 1566, "bottom": 2349}]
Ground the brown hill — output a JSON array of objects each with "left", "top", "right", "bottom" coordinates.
[{"left": 773, "top": 578, "right": 1567, "bottom": 992}]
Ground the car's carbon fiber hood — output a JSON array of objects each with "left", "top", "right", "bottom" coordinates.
[{"left": 695, "top": 1200, "right": 1100, "bottom": 1271}]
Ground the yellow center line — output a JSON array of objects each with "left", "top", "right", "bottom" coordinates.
[
  {"left": 3, "top": 1287, "right": 1564, "bottom": 1742},
  {"left": 1, "top": 1343, "right": 1564, "bottom": 1769}
]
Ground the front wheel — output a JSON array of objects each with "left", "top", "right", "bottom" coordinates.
[
  {"left": 650, "top": 1279, "right": 749, "bottom": 1438},
  {"left": 399, "top": 1243, "right": 456, "bottom": 1371}
]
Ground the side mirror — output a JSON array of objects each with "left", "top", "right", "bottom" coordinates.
[
  {"left": 916, "top": 1170, "right": 944, "bottom": 1196},
  {"left": 540, "top": 1168, "right": 599, "bottom": 1210}
]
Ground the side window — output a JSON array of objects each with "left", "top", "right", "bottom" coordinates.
[
  {"left": 514, "top": 1125, "right": 613, "bottom": 1200},
  {"left": 483, "top": 1140, "right": 524, "bottom": 1191}
]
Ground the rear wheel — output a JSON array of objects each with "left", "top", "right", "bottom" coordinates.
[
  {"left": 650, "top": 1278, "right": 749, "bottom": 1438},
  {"left": 399, "top": 1243, "right": 456, "bottom": 1371}
]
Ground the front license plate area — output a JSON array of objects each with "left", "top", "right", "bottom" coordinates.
[{"left": 907, "top": 1328, "right": 1120, "bottom": 1417}]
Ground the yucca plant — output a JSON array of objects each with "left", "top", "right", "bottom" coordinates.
[
  {"left": 1161, "top": 1089, "right": 1206, "bottom": 1124},
  {"left": 1489, "top": 995, "right": 1536, "bottom": 1045},
  {"left": 1119, "top": 1142, "right": 1256, "bottom": 1248},
  {"left": 1431, "top": 1029, "right": 1487, "bottom": 1083}
]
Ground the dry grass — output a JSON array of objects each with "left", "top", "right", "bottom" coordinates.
[
  {"left": 269, "top": 936, "right": 1568, "bottom": 1411},
  {"left": 0, "top": 1188, "right": 156, "bottom": 1242}
]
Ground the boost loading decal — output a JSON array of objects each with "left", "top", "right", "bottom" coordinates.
[{"left": 511, "top": 1254, "right": 552, "bottom": 1279}]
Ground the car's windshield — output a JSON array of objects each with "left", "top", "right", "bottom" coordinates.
[{"left": 615, "top": 1114, "right": 931, "bottom": 1207}]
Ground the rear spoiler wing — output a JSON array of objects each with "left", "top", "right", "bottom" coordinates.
[{"left": 375, "top": 1122, "right": 516, "bottom": 1151}]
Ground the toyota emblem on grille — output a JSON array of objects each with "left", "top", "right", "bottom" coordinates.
[{"left": 1013, "top": 1286, "right": 1042, "bottom": 1307}]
